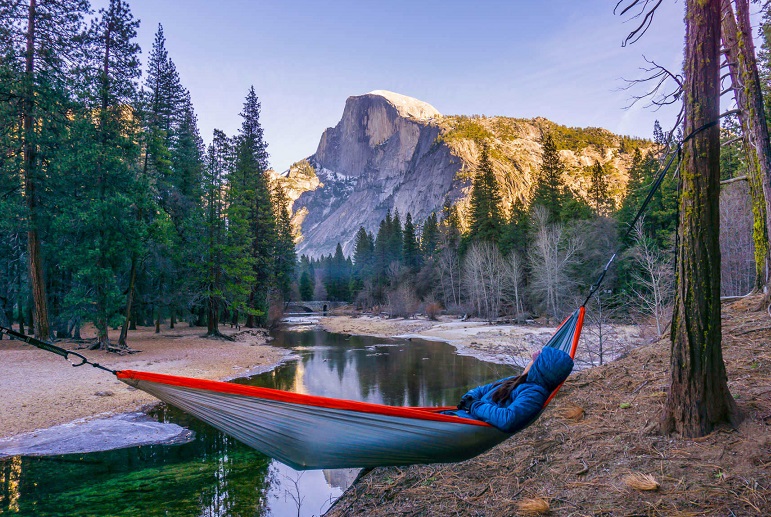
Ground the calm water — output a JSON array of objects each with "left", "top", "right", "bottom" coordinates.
[{"left": 0, "top": 328, "right": 515, "bottom": 517}]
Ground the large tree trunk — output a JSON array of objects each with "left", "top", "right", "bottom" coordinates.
[
  {"left": 17, "top": 257, "right": 24, "bottom": 335},
  {"left": 662, "top": 0, "right": 739, "bottom": 437},
  {"left": 207, "top": 295, "right": 220, "bottom": 336},
  {"left": 735, "top": 0, "right": 771, "bottom": 290},
  {"left": 94, "top": 22, "right": 113, "bottom": 352},
  {"left": 118, "top": 254, "right": 138, "bottom": 348},
  {"left": 721, "top": 0, "right": 769, "bottom": 291},
  {"left": 23, "top": 0, "right": 50, "bottom": 341},
  {"left": 246, "top": 291, "right": 256, "bottom": 328}
]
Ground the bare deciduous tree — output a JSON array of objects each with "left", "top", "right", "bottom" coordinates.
[
  {"left": 528, "top": 206, "right": 582, "bottom": 322},
  {"left": 580, "top": 291, "right": 625, "bottom": 367},
  {"left": 313, "top": 274, "right": 327, "bottom": 301},
  {"left": 502, "top": 250, "right": 525, "bottom": 322},
  {"left": 629, "top": 219, "right": 674, "bottom": 336},
  {"left": 437, "top": 244, "right": 462, "bottom": 310},
  {"left": 720, "top": 179, "right": 756, "bottom": 296},
  {"left": 387, "top": 284, "right": 420, "bottom": 318},
  {"left": 463, "top": 241, "right": 504, "bottom": 322},
  {"left": 386, "top": 261, "right": 404, "bottom": 287}
]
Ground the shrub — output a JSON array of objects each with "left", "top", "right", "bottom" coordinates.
[{"left": 425, "top": 302, "right": 442, "bottom": 321}]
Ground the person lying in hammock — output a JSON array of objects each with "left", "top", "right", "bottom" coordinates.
[{"left": 450, "top": 347, "right": 574, "bottom": 433}]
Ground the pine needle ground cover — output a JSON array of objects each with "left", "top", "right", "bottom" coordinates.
[{"left": 327, "top": 296, "right": 770, "bottom": 516}]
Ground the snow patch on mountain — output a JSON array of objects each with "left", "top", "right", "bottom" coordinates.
[{"left": 367, "top": 90, "right": 441, "bottom": 121}]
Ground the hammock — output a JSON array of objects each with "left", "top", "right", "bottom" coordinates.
[
  {"left": 114, "top": 307, "right": 584, "bottom": 470},
  {"left": 1, "top": 308, "right": 583, "bottom": 469}
]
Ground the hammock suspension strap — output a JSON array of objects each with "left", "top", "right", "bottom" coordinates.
[{"left": 0, "top": 325, "right": 116, "bottom": 374}]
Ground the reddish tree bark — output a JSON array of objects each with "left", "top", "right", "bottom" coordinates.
[
  {"left": 662, "top": 0, "right": 739, "bottom": 437},
  {"left": 23, "top": 0, "right": 50, "bottom": 341}
]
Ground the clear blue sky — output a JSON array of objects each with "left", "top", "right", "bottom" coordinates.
[{"left": 115, "top": 0, "right": 688, "bottom": 172}]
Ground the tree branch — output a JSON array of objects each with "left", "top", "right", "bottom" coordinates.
[
  {"left": 615, "top": 0, "right": 665, "bottom": 46},
  {"left": 620, "top": 56, "right": 684, "bottom": 110}
]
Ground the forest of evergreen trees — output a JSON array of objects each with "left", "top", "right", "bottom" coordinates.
[{"left": 0, "top": 0, "right": 295, "bottom": 348}]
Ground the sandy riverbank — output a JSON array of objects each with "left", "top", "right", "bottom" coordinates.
[{"left": 0, "top": 325, "right": 287, "bottom": 440}]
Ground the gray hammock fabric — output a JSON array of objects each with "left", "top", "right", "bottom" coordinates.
[
  {"left": 117, "top": 307, "right": 585, "bottom": 470},
  {"left": 119, "top": 370, "right": 509, "bottom": 470}
]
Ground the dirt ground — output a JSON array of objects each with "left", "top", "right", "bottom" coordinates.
[
  {"left": 0, "top": 325, "right": 287, "bottom": 439},
  {"left": 325, "top": 298, "right": 771, "bottom": 517}
]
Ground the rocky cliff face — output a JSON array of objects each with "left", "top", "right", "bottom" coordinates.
[
  {"left": 277, "top": 91, "right": 646, "bottom": 257},
  {"left": 279, "top": 91, "right": 463, "bottom": 257}
]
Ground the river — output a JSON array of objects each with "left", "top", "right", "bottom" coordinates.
[{"left": 0, "top": 326, "right": 517, "bottom": 517}]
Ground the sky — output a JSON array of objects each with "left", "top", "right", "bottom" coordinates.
[{"left": 112, "top": 0, "right": 690, "bottom": 172}]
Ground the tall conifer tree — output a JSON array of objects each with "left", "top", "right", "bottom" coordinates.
[
  {"left": 202, "top": 129, "right": 238, "bottom": 336},
  {"left": 588, "top": 160, "right": 614, "bottom": 217},
  {"left": 271, "top": 181, "right": 296, "bottom": 301},
  {"left": 420, "top": 213, "right": 439, "bottom": 260},
  {"left": 468, "top": 145, "right": 504, "bottom": 244},
  {"left": 531, "top": 132, "right": 566, "bottom": 222},
  {"left": 230, "top": 86, "right": 274, "bottom": 327},
  {"left": 402, "top": 213, "right": 420, "bottom": 272},
  {"left": 353, "top": 226, "right": 374, "bottom": 277}
]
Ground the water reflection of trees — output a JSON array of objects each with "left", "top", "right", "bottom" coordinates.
[
  {"left": 0, "top": 410, "right": 273, "bottom": 516},
  {"left": 254, "top": 330, "right": 517, "bottom": 408},
  {"left": 358, "top": 341, "right": 515, "bottom": 407}
]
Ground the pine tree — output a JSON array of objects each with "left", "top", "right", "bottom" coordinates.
[
  {"left": 350, "top": 227, "right": 373, "bottom": 299},
  {"left": 500, "top": 198, "right": 530, "bottom": 258},
  {"left": 390, "top": 209, "right": 404, "bottom": 265},
  {"left": 374, "top": 210, "right": 393, "bottom": 280},
  {"left": 402, "top": 213, "right": 420, "bottom": 272},
  {"left": 353, "top": 226, "right": 374, "bottom": 277},
  {"left": 663, "top": 0, "right": 737, "bottom": 437},
  {"left": 420, "top": 212, "right": 439, "bottom": 260},
  {"left": 143, "top": 24, "right": 180, "bottom": 194},
  {"left": 271, "top": 180, "right": 296, "bottom": 301},
  {"left": 617, "top": 148, "right": 677, "bottom": 249},
  {"left": 229, "top": 86, "right": 274, "bottom": 327},
  {"left": 141, "top": 24, "right": 191, "bottom": 332},
  {"left": 722, "top": 0, "right": 771, "bottom": 291},
  {"left": 0, "top": 14, "right": 26, "bottom": 336},
  {"left": 299, "top": 270, "right": 313, "bottom": 301},
  {"left": 201, "top": 129, "right": 239, "bottom": 336},
  {"left": 468, "top": 145, "right": 505, "bottom": 244},
  {"left": 531, "top": 132, "right": 565, "bottom": 222},
  {"left": 653, "top": 120, "right": 666, "bottom": 146},
  {"left": 327, "top": 243, "right": 350, "bottom": 301},
  {"left": 167, "top": 91, "right": 205, "bottom": 328},
  {"left": 588, "top": 160, "right": 614, "bottom": 217}
]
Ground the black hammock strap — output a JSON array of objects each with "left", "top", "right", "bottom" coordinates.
[
  {"left": 582, "top": 117, "right": 722, "bottom": 307},
  {"left": 0, "top": 325, "right": 116, "bottom": 374}
]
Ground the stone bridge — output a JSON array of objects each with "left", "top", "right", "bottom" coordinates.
[{"left": 284, "top": 301, "right": 347, "bottom": 314}]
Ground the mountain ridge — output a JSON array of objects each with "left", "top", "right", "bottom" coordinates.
[{"left": 274, "top": 91, "right": 649, "bottom": 257}]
